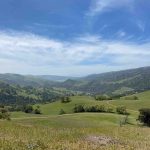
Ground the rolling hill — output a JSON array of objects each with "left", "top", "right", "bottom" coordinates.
[
  {"left": 0, "top": 81, "right": 65, "bottom": 105},
  {"left": 0, "top": 73, "right": 54, "bottom": 87},
  {"left": 11, "top": 90, "right": 150, "bottom": 118},
  {"left": 36, "top": 75, "right": 78, "bottom": 82},
  {"left": 0, "top": 66, "right": 150, "bottom": 101},
  {"left": 0, "top": 73, "right": 76, "bottom": 87},
  {"left": 2, "top": 89, "right": 150, "bottom": 150},
  {"left": 59, "top": 66, "right": 150, "bottom": 94},
  {"left": 37, "top": 90, "right": 150, "bottom": 116}
]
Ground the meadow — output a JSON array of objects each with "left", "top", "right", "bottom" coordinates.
[{"left": 1, "top": 91, "right": 150, "bottom": 150}]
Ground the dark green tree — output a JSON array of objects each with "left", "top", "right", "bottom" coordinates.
[
  {"left": 24, "top": 105, "right": 33, "bottom": 113},
  {"left": 138, "top": 108, "right": 150, "bottom": 126}
]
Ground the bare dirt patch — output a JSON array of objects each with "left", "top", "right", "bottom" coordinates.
[{"left": 85, "top": 135, "right": 122, "bottom": 146}]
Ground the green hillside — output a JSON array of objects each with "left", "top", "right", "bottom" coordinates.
[
  {"left": 0, "top": 73, "right": 54, "bottom": 87},
  {"left": 0, "top": 66, "right": 150, "bottom": 96},
  {"left": 34, "top": 96, "right": 108, "bottom": 115},
  {"left": 60, "top": 66, "right": 150, "bottom": 94},
  {"left": 110, "top": 90, "right": 150, "bottom": 111},
  {"left": 1, "top": 90, "right": 150, "bottom": 150},
  {"left": 2, "top": 113, "right": 150, "bottom": 150},
  {"left": 10, "top": 90, "right": 150, "bottom": 122},
  {"left": 33, "top": 90, "right": 150, "bottom": 115},
  {"left": 0, "top": 82, "right": 65, "bottom": 105}
]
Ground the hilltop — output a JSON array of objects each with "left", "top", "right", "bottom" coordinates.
[
  {"left": 60, "top": 66, "right": 150, "bottom": 94},
  {"left": 0, "top": 66, "right": 150, "bottom": 105}
]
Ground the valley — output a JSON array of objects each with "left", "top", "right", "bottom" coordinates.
[{"left": 0, "top": 67, "right": 150, "bottom": 150}]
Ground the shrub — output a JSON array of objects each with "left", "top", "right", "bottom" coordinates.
[
  {"left": 107, "top": 107, "right": 114, "bottom": 113},
  {"left": 34, "top": 109, "right": 41, "bottom": 114},
  {"left": 116, "top": 106, "right": 127, "bottom": 115},
  {"left": 0, "top": 107, "right": 11, "bottom": 120},
  {"left": 0, "top": 104, "right": 4, "bottom": 108},
  {"left": 85, "top": 106, "right": 97, "bottom": 112},
  {"left": 94, "top": 95, "right": 112, "bottom": 101},
  {"left": 61, "top": 96, "right": 71, "bottom": 103},
  {"left": 110, "top": 94, "right": 121, "bottom": 99},
  {"left": 125, "top": 96, "right": 138, "bottom": 100},
  {"left": 24, "top": 105, "right": 33, "bottom": 113},
  {"left": 59, "top": 109, "right": 66, "bottom": 115},
  {"left": 138, "top": 108, "right": 150, "bottom": 126},
  {"left": 119, "top": 115, "right": 129, "bottom": 127},
  {"left": 97, "top": 105, "right": 106, "bottom": 112},
  {"left": 73, "top": 105, "right": 110, "bottom": 113},
  {"left": 34, "top": 106, "right": 42, "bottom": 114},
  {"left": 73, "top": 104, "right": 85, "bottom": 113}
]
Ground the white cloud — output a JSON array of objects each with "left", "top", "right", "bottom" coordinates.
[
  {"left": 88, "top": 0, "right": 135, "bottom": 16},
  {"left": 116, "top": 31, "right": 126, "bottom": 38},
  {"left": 137, "top": 21, "right": 145, "bottom": 32},
  {"left": 0, "top": 30, "right": 150, "bottom": 76}
]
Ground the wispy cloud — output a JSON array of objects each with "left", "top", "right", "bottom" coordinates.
[
  {"left": 87, "top": 0, "right": 135, "bottom": 16},
  {"left": 0, "top": 30, "right": 150, "bottom": 76},
  {"left": 137, "top": 21, "right": 145, "bottom": 32}
]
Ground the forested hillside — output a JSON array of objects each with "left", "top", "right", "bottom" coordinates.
[
  {"left": 59, "top": 66, "right": 150, "bottom": 94},
  {"left": 0, "top": 73, "right": 57, "bottom": 87},
  {"left": 1, "top": 67, "right": 150, "bottom": 94},
  {"left": 0, "top": 82, "right": 64, "bottom": 105}
]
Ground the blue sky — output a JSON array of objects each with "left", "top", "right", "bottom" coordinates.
[{"left": 0, "top": 0, "right": 150, "bottom": 76}]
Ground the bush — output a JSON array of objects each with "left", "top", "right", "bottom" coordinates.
[
  {"left": 138, "top": 108, "right": 150, "bottom": 126},
  {"left": 34, "top": 109, "right": 41, "bottom": 114},
  {"left": 34, "top": 106, "right": 42, "bottom": 114},
  {"left": 98, "top": 105, "right": 106, "bottom": 112},
  {"left": 119, "top": 115, "right": 129, "bottom": 127},
  {"left": 73, "top": 105, "right": 85, "bottom": 113},
  {"left": 59, "top": 109, "right": 66, "bottom": 115},
  {"left": 73, "top": 105, "right": 113, "bottom": 113},
  {"left": 125, "top": 96, "right": 138, "bottom": 100},
  {"left": 94, "top": 95, "right": 112, "bottom": 101},
  {"left": 85, "top": 106, "right": 97, "bottom": 112},
  {"left": 24, "top": 105, "right": 33, "bottom": 113},
  {"left": 116, "top": 106, "right": 128, "bottom": 115},
  {"left": 0, "top": 107, "right": 11, "bottom": 120},
  {"left": 61, "top": 96, "right": 71, "bottom": 103},
  {"left": 107, "top": 107, "right": 114, "bottom": 113}
]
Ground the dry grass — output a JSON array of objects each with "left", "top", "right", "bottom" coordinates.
[
  {"left": 1, "top": 91, "right": 150, "bottom": 150},
  {"left": 0, "top": 118, "right": 150, "bottom": 150}
]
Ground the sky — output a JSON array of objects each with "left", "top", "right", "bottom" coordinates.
[{"left": 0, "top": 0, "right": 150, "bottom": 76}]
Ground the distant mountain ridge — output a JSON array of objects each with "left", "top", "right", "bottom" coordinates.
[
  {"left": 35, "top": 75, "right": 78, "bottom": 82},
  {"left": 0, "top": 73, "right": 75, "bottom": 87},
  {"left": 59, "top": 66, "right": 150, "bottom": 94},
  {"left": 0, "top": 66, "right": 150, "bottom": 95},
  {"left": 0, "top": 73, "right": 52, "bottom": 87},
  {"left": 82, "top": 66, "right": 150, "bottom": 81}
]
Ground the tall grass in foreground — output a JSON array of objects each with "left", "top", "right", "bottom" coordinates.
[{"left": 0, "top": 120, "right": 150, "bottom": 150}]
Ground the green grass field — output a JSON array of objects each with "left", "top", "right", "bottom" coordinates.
[
  {"left": 35, "top": 96, "right": 109, "bottom": 115},
  {"left": 111, "top": 91, "right": 150, "bottom": 111},
  {"left": 1, "top": 91, "right": 150, "bottom": 149}
]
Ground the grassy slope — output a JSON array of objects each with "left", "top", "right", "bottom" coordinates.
[
  {"left": 110, "top": 90, "right": 150, "bottom": 111},
  {"left": 34, "top": 96, "right": 109, "bottom": 115},
  {"left": 1, "top": 112, "right": 150, "bottom": 149},
  {"left": 37, "top": 90, "right": 150, "bottom": 115},
  {"left": 12, "top": 90, "right": 150, "bottom": 119},
  {"left": 11, "top": 96, "right": 107, "bottom": 118},
  {"left": 2, "top": 90, "right": 150, "bottom": 149},
  {"left": 12, "top": 113, "right": 123, "bottom": 128}
]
